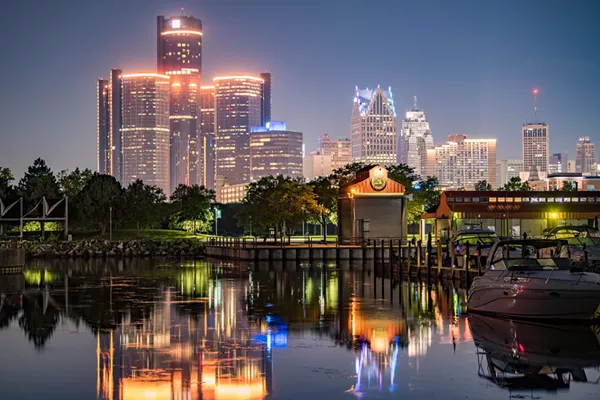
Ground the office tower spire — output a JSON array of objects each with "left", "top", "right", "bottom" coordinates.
[
  {"left": 351, "top": 86, "right": 397, "bottom": 164},
  {"left": 398, "top": 97, "right": 433, "bottom": 177}
]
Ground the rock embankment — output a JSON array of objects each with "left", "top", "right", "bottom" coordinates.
[{"left": 0, "top": 239, "right": 204, "bottom": 259}]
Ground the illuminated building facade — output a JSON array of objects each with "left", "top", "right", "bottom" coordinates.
[
  {"left": 157, "top": 14, "right": 203, "bottom": 194},
  {"left": 548, "top": 152, "right": 568, "bottom": 175},
  {"left": 260, "top": 72, "right": 272, "bottom": 125},
  {"left": 121, "top": 74, "right": 170, "bottom": 193},
  {"left": 522, "top": 122, "right": 549, "bottom": 175},
  {"left": 303, "top": 152, "right": 332, "bottom": 180},
  {"left": 214, "top": 76, "right": 263, "bottom": 185},
  {"left": 427, "top": 134, "right": 497, "bottom": 189},
  {"left": 250, "top": 122, "right": 303, "bottom": 180},
  {"left": 576, "top": 136, "right": 596, "bottom": 175},
  {"left": 96, "top": 79, "right": 110, "bottom": 174},
  {"left": 496, "top": 159, "right": 523, "bottom": 187},
  {"left": 109, "top": 69, "right": 123, "bottom": 182},
  {"left": 215, "top": 176, "right": 248, "bottom": 203},
  {"left": 398, "top": 98, "right": 434, "bottom": 177},
  {"left": 318, "top": 134, "right": 351, "bottom": 171},
  {"left": 351, "top": 86, "right": 397, "bottom": 164},
  {"left": 200, "top": 85, "right": 215, "bottom": 189}
]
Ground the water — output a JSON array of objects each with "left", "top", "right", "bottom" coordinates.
[{"left": 0, "top": 259, "right": 599, "bottom": 400}]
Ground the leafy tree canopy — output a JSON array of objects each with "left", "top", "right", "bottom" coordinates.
[{"left": 474, "top": 180, "right": 493, "bottom": 191}]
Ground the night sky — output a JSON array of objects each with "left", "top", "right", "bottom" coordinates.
[{"left": 1, "top": 0, "right": 599, "bottom": 179}]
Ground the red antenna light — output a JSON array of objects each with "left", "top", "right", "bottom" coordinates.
[{"left": 533, "top": 88, "right": 539, "bottom": 95}]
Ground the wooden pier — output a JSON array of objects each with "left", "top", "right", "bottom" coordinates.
[{"left": 0, "top": 245, "right": 26, "bottom": 274}]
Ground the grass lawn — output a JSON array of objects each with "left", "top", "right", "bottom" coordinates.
[{"left": 71, "top": 229, "right": 203, "bottom": 241}]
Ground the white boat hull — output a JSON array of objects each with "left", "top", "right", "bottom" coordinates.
[{"left": 468, "top": 272, "right": 600, "bottom": 320}]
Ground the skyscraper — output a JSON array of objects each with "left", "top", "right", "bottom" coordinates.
[
  {"left": 522, "top": 122, "right": 549, "bottom": 176},
  {"left": 157, "top": 14, "right": 203, "bottom": 193},
  {"left": 250, "top": 122, "right": 303, "bottom": 180},
  {"left": 398, "top": 97, "right": 433, "bottom": 177},
  {"left": 96, "top": 79, "right": 110, "bottom": 174},
  {"left": 576, "top": 136, "right": 596, "bottom": 175},
  {"left": 548, "top": 152, "right": 568, "bottom": 175},
  {"left": 214, "top": 75, "right": 263, "bottom": 185},
  {"left": 200, "top": 85, "right": 215, "bottom": 189},
  {"left": 260, "top": 72, "right": 271, "bottom": 126},
  {"left": 318, "top": 134, "right": 351, "bottom": 170},
  {"left": 303, "top": 152, "right": 332, "bottom": 180},
  {"left": 121, "top": 73, "right": 170, "bottom": 193},
  {"left": 427, "top": 134, "right": 496, "bottom": 189},
  {"left": 496, "top": 159, "right": 523, "bottom": 187},
  {"left": 351, "top": 86, "right": 397, "bottom": 164},
  {"left": 109, "top": 69, "right": 123, "bottom": 182}
]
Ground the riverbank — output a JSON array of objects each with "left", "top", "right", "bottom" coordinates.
[{"left": 0, "top": 238, "right": 204, "bottom": 259}]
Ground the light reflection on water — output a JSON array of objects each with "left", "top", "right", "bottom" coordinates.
[{"left": 0, "top": 258, "right": 598, "bottom": 400}]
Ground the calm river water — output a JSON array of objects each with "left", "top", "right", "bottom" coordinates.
[{"left": 0, "top": 259, "right": 599, "bottom": 399}]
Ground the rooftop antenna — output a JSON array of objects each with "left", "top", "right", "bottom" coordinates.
[
  {"left": 533, "top": 88, "right": 539, "bottom": 119},
  {"left": 413, "top": 95, "right": 418, "bottom": 111},
  {"left": 181, "top": 7, "right": 185, "bottom": 16}
]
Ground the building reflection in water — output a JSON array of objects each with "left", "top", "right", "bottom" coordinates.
[
  {"left": 2, "top": 259, "right": 479, "bottom": 399},
  {"left": 95, "top": 262, "right": 270, "bottom": 400}
]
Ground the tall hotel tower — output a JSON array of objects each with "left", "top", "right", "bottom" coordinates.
[
  {"left": 200, "top": 85, "right": 215, "bottom": 189},
  {"left": 96, "top": 69, "right": 123, "bottom": 181},
  {"left": 351, "top": 86, "right": 397, "bottom": 164},
  {"left": 398, "top": 97, "right": 433, "bottom": 177},
  {"left": 214, "top": 76, "right": 264, "bottom": 185},
  {"left": 121, "top": 74, "right": 170, "bottom": 194},
  {"left": 157, "top": 14, "right": 203, "bottom": 194}
]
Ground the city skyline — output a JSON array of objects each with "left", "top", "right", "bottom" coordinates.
[{"left": 2, "top": 0, "right": 600, "bottom": 179}]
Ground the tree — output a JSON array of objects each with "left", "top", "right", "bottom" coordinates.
[
  {"left": 239, "top": 176, "right": 321, "bottom": 242},
  {"left": 330, "top": 162, "right": 366, "bottom": 187},
  {"left": 170, "top": 184, "right": 215, "bottom": 234},
  {"left": 308, "top": 176, "right": 338, "bottom": 241},
  {"left": 0, "top": 167, "right": 15, "bottom": 200},
  {"left": 407, "top": 176, "right": 441, "bottom": 224},
  {"left": 474, "top": 180, "right": 493, "bottom": 191},
  {"left": 561, "top": 180, "right": 577, "bottom": 192},
  {"left": 75, "top": 173, "right": 122, "bottom": 235},
  {"left": 387, "top": 163, "right": 417, "bottom": 189},
  {"left": 18, "top": 159, "right": 60, "bottom": 237},
  {"left": 57, "top": 168, "right": 93, "bottom": 198},
  {"left": 498, "top": 176, "right": 531, "bottom": 192},
  {"left": 123, "top": 180, "right": 167, "bottom": 232}
]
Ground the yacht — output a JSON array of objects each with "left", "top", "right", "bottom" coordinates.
[
  {"left": 467, "top": 239, "right": 600, "bottom": 320},
  {"left": 469, "top": 314, "right": 600, "bottom": 390},
  {"left": 543, "top": 225, "right": 600, "bottom": 264}
]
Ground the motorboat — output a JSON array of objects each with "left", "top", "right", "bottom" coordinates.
[
  {"left": 469, "top": 314, "right": 600, "bottom": 391},
  {"left": 467, "top": 239, "right": 600, "bottom": 320},
  {"left": 451, "top": 229, "right": 499, "bottom": 267},
  {"left": 543, "top": 225, "right": 600, "bottom": 263}
]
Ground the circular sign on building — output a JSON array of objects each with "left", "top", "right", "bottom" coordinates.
[{"left": 370, "top": 174, "right": 387, "bottom": 191}]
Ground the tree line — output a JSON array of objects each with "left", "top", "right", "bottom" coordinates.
[{"left": 0, "top": 159, "right": 215, "bottom": 237}]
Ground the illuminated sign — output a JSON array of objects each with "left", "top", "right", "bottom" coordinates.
[
  {"left": 172, "top": 19, "right": 181, "bottom": 28},
  {"left": 371, "top": 167, "right": 387, "bottom": 191}
]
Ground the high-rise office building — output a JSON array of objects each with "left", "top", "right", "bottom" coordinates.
[
  {"left": 303, "top": 152, "right": 332, "bottom": 181},
  {"left": 96, "top": 79, "right": 110, "bottom": 174},
  {"left": 109, "top": 69, "right": 123, "bottom": 181},
  {"left": 260, "top": 72, "right": 271, "bottom": 126},
  {"left": 398, "top": 97, "right": 434, "bottom": 177},
  {"left": 522, "top": 122, "right": 549, "bottom": 175},
  {"left": 121, "top": 73, "right": 170, "bottom": 194},
  {"left": 318, "top": 134, "right": 351, "bottom": 170},
  {"left": 214, "top": 75, "right": 263, "bottom": 185},
  {"left": 250, "top": 122, "right": 303, "bottom": 180},
  {"left": 548, "top": 152, "right": 568, "bottom": 175},
  {"left": 200, "top": 85, "right": 215, "bottom": 189},
  {"left": 567, "top": 160, "right": 577, "bottom": 173},
  {"left": 157, "top": 14, "right": 203, "bottom": 193},
  {"left": 496, "top": 159, "right": 523, "bottom": 187},
  {"left": 427, "top": 134, "right": 496, "bottom": 189},
  {"left": 351, "top": 86, "right": 397, "bottom": 164},
  {"left": 576, "top": 136, "right": 596, "bottom": 175}
]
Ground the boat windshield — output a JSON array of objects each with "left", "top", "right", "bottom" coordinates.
[
  {"left": 489, "top": 243, "right": 571, "bottom": 271},
  {"left": 454, "top": 235, "right": 498, "bottom": 246},
  {"left": 546, "top": 227, "right": 600, "bottom": 246}
]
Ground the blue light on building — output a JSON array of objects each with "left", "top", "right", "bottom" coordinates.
[{"left": 251, "top": 121, "right": 287, "bottom": 132}]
